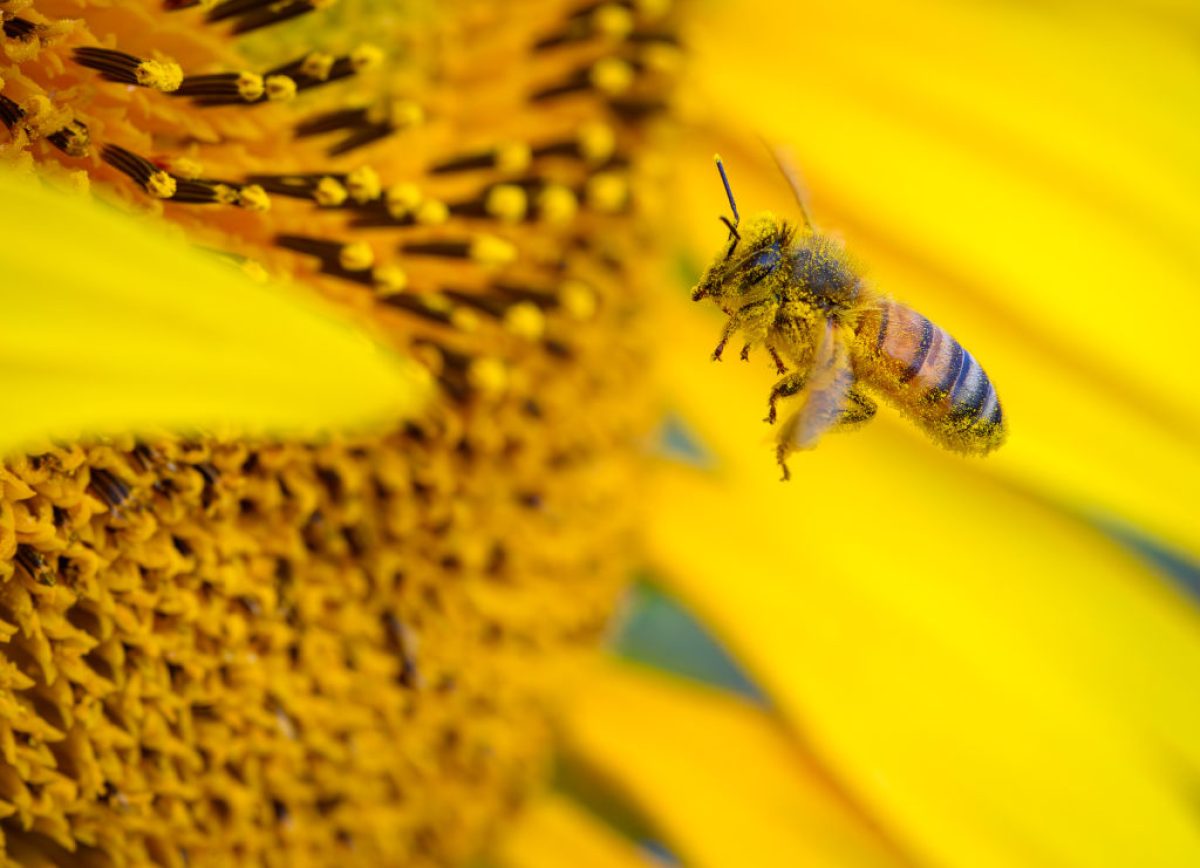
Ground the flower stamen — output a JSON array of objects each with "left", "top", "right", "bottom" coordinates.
[
  {"left": 531, "top": 56, "right": 636, "bottom": 102},
  {"left": 14, "top": 543, "right": 54, "bottom": 586},
  {"left": 73, "top": 47, "right": 183, "bottom": 92},
  {"left": 88, "top": 467, "right": 132, "bottom": 509},
  {"left": 175, "top": 71, "right": 267, "bottom": 104},
  {"left": 533, "top": 3, "right": 636, "bottom": 50},
  {"left": 173, "top": 0, "right": 342, "bottom": 36},
  {"left": 400, "top": 237, "right": 518, "bottom": 268},
  {"left": 100, "top": 145, "right": 178, "bottom": 199},
  {"left": 276, "top": 234, "right": 376, "bottom": 274},
  {"left": 295, "top": 98, "right": 424, "bottom": 156},
  {"left": 2, "top": 17, "right": 38, "bottom": 42},
  {"left": 431, "top": 142, "right": 532, "bottom": 176},
  {"left": 247, "top": 168, "right": 382, "bottom": 207}
]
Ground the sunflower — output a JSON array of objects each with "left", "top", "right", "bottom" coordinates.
[
  {"left": 0, "top": 0, "right": 679, "bottom": 863},
  {"left": 3, "top": 1, "right": 1199, "bottom": 867}
]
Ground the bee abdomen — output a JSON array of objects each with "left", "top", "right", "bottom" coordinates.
[{"left": 855, "top": 299, "right": 1005, "bottom": 452}]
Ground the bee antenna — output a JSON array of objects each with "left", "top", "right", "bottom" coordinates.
[
  {"left": 714, "top": 154, "right": 739, "bottom": 229},
  {"left": 765, "top": 143, "right": 815, "bottom": 231}
]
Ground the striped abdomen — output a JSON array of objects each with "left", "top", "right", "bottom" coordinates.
[{"left": 853, "top": 298, "right": 1006, "bottom": 453}]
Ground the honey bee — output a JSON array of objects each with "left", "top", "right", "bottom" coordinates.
[{"left": 692, "top": 154, "right": 1006, "bottom": 480}]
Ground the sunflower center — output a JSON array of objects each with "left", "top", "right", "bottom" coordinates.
[{"left": 0, "top": 0, "right": 679, "bottom": 863}]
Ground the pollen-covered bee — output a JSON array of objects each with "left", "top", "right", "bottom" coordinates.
[{"left": 692, "top": 154, "right": 1006, "bottom": 480}]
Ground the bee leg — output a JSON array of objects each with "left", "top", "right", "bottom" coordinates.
[
  {"left": 832, "top": 388, "right": 877, "bottom": 430},
  {"left": 768, "top": 346, "right": 788, "bottom": 374},
  {"left": 712, "top": 299, "right": 772, "bottom": 361},
  {"left": 740, "top": 343, "right": 751, "bottom": 362},
  {"left": 776, "top": 443, "right": 792, "bottom": 482},
  {"left": 765, "top": 372, "right": 807, "bottom": 425},
  {"left": 711, "top": 318, "right": 739, "bottom": 361}
]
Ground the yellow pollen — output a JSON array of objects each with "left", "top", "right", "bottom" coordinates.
[
  {"left": 24, "top": 94, "right": 51, "bottom": 119},
  {"left": 135, "top": 60, "right": 183, "bottom": 92},
  {"left": 346, "top": 166, "right": 382, "bottom": 203},
  {"left": 301, "top": 52, "right": 335, "bottom": 81},
  {"left": 469, "top": 234, "right": 518, "bottom": 267},
  {"left": 415, "top": 199, "right": 449, "bottom": 225},
  {"left": 537, "top": 184, "right": 578, "bottom": 225},
  {"left": 642, "top": 43, "right": 683, "bottom": 74},
  {"left": 59, "top": 124, "right": 90, "bottom": 158},
  {"left": 168, "top": 157, "right": 203, "bottom": 179},
  {"left": 339, "top": 241, "right": 375, "bottom": 272},
  {"left": 213, "top": 183, "right": 239, "bottom": 205},
  {"left": 237, "top": 184, "right": 271, "bottom": 212},
  {"left": 265, "top": 75, "right": 297, "bottom": 101},
  {"left": 450, "top": 306, "right": 481, "bottom": 333},
  {"left": 22, "top": 95, "right": 71, "bottom": 138},
  {"left": 577, "top": 121, "right": 616, "bottom": 164},
  {"left": 503, "top": 302, "right": 546, "bottom": 340},
  {"left": 4, "top": 38, "right": 37, "bottom": 64},
  {"left": 62, "top": 169, "right": 90, "bottom": 196},
  {"left": 145, "top": 171, "right": 177, "bottom": 200},
  {"left": 410, "top": 342, "right": 444, "bottom": 376},
  {"left": 387, "top": 99, "right": 424, "bottom": 128},
  {"left": 240, "top": 260, "right": 269, "bottom": 283},
  {"left": 467, "top": 357, "right": 509, "bottom": 397},
  {"left": 589, "top": 57, "right": 634, "bottom": 95},
  {"left": 636, "top": 0, "right": 672, "bottom": 18},
  {"left": 421, "top": 293, "right": 452, "bottom": 314},
  {"left": 586, "top": 171, "right": 629, "bottom": 212},
  {"left": 593, "top": 4, "right": 635, "bottom": 38},
  {"left": 372, "top": 265, "right": 407, "bottom": 296},
  {"left": 484, "top": 184, "right": 528, "bottom": 223},
  {"left": 559, "top": 280, "right": 598, "bottom": 320},
  {"left": 495, "top": 142, "right": 532, "bottom": 174},
  {"left": 237, "top": 71, "right": 265, "bottom": 101},
  {"left": 351, "top": 44, "right": 384, "bottom": 72},
  {"left": 314, "top": 176, "right": 349, "bottom": 207},
  {"left": 386, "top": 182, "right": 422, "bottom": 217}
]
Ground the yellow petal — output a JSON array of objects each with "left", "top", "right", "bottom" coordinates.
[
  {"left": 562, "top": 662, "right": 909, "bottom": 868},
  {"left": 678, "top": 0, "right": 1200, "bottom": 557},
  {"left": 494, "top": 791, "right": 653, "bottom": 868},
  {"left": 0, "top": 170, "right": 429, "bottom": 454},
  {"left": 645, "top": 297, "right": 1200, "bottom": 867}
]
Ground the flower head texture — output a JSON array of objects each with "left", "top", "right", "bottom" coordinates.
[{"left": 0, "top": 0, "right": 679, "bottom": 864}]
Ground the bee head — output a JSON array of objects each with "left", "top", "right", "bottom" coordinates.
[
  {"left": 691, "top": 214, "right": 788, "bottom": 307},
  {"left": 691, "top": 155, "right": 790, "bottom": 306}
]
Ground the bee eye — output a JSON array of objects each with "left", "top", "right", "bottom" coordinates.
[{"left": 749, "top": 248, "right": 781, "bottom": 270}]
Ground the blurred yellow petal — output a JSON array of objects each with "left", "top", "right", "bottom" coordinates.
[
  {"left": 679, "top": 0, "right": 1200, "bottom": 556},
  {"left": 646, "top": 294, "right": 1200, "bottom": 868},
  {"left": 562, "top": 662, "right": 909, "bottom": 868},
  {"left": 495, "top": 792, "right": 653, "bottom": 868},
  {"left": 0, "top": 171, "right": 429, "bottom": 454}
]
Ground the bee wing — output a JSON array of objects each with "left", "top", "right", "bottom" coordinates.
[
  {"left": 765, "top": 141, "right": 816, "bottom": 231},
  {"left": 781, "top": 319, "right": 855, "bottom": 450}
]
